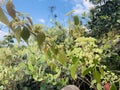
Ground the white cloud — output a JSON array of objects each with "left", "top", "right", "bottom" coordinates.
[
  {"left": 38, "top": 19, "right": 45, "bottom": 23},
  {"left": 73, "top": 4, "right": 85, "bottom": 15},
  {"left": 0, "top": 30, "right": 8, "bottom": 40},
  {"left": 73, "top": 0, "right": 94, "bottom": 15},
  {"left": 83, "top": 0, "right": 94, "bottom": 10},
  {"left": 0, "top": 22, "right": 8, "bottom": 40}
]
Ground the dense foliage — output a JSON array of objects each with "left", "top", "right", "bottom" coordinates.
[
  {"left": 88, "top": 0, "right": 120, "bottom": 38},
  {"left": 0, "top": 0, "right": 120, "bottom": 90}
]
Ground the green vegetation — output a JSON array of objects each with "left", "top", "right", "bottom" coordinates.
[{"left": 0, "top": 0, "right": 120, "bottom": 90}]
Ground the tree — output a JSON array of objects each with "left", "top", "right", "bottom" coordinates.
[
  {"left": 88, "top": 0, "right": 120, "bottom": 38},
  {"left": 0, "top": 0, "right": 120, "bottom": 90}
]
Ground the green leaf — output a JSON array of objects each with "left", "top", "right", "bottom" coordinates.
[
  {"left": 27, "top": 16, "right": 33, "bottom": 25},
  {"left": 38, "top": 78, "right": 43, "bottom": 82},
  {"left": 82, "top": 12, "right": 86, "bottom": 19},
  {"left": 13, "top": 26, "right": 21, "bottom": 43},
  {"left": 46, "top": 48, "right": 52, "bottom": 58},
  {"left": 99, "top": 67, "right": 104, "bottom": 77},
  {"left": 65, "top": 10, "right": 74, "bottom": 16},
  {"left": 110, "top": 83, "right": 117, "bottom": 90},
  {"left": 93, "top": 69, "right": 101, "bottom": 83},
  {"left": 93, "top": 59, "right": 98, "bottom": 65},
  {"left": 54, "top": 69, "right": 61, "bottom": 79},
  {"left": 28, "top": 63, "right": 34, "bottom": 73},
  {"left": 33, "top": 74, "right": 38, "bottom": 81},
  {"left": 6, "top": 0, "right": 16, "bottom": 19},
  {"left": 50, "top": 45, "right": 58, "bottom": 55},
  {"left": 72, "top": 56, "right": 78, "bottom": 64},
  {"left": 58, "top": 50, "right": 67, "bottom": 66},
  {"left": 91, "top": 80, "right": 96, "bottom": 85},
  {"left": 70, "top": 61, "right": 78, "bottom": 80},
  {"left": 97, "top": 83, "right": 102, "bottom": 90},
  {"left": 68, "top": 18, "right": 72, "bottom": 27},
  {"left": 4, "top": 80, "right": 8, "bottom": 84},
  {"left": 82, "top": 67, "right": 92, "bottom": 76},
  {"left": 11, "top": 20, "right": 27, "bottom": 28},
  {"left": 0, "top": 7, "right": 9, "bottom": 26},
  {"left": 21, "top": 26, "right": 30, "bottom": 43},
  {"left": 36, "top": 31, "right": 46, "bottom": 48},
  {"left": 73, "top": 15, "right": 79, "bottom": 25},
  {"left": 50, "top": 61, "right": 56, "bottom": 71}
]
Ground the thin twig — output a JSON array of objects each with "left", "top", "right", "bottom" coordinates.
[{"left": 77, "top": 76, "right": 97, "bottom": 90}]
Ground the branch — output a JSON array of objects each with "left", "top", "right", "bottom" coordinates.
[{"left": 77, "top": 76, "right": 97, "bottom": 90}]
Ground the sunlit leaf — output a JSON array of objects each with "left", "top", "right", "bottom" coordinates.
[
  {"left": 12, "top": 20, "right": 27, "bottom": 27},
  {"left": 93, "top": 69, "right": 101, "bottom": 83},
  {"left": 70, "top": 61, "right": 78, "bottom": 80},
  {"left": 50, "top": 60, "right": 56, "bottom": 71},
  {"left": 25, "top": 23, "right": 32, "bottom": 31},
  {"left": 97, "top": 83, "right": 102, "bottom": 90},
  {"left": 46, "top": 48, "right": 52, "bottom": 58},
  {"left": 82, "top": 67, "right": 92, "bottom": 76},
  {"left": 65, "top": 10, "right": 74, "bottom": 16},
  {"left": 69, "top": 30, "right": 73, "bottom": 37},
  {"left": 36, "top": 31, "right": 46, "bottom": 48},
  {"left": 58, "top": 50, "right": 67, "bottom": 66},
  {"left": 27, "top": 16, "right": 33, "bottom": 25},
  {"left": 34, "top": 24, "right": 42, "bottom": 33},
  {"left": 54, "top": 69, "right": 61, "bottom": 79},
  {"left": 72, "top": 56, "right": 78, "bottom": 64},
  {"left": 28, "top": 63, "right": 34, "bottom": 73},
  {"left": 50, "top": 45, "right": 58, "bottom": 55},
  {"left": 99, "top": 67, "right": 104, "bottom": 77},
  {"left": 13, "top": 26, "right": 21, "bottom": 43},
  {"left": 38, "top": 78, "right": 43, "bottom": 82},
  {"left": 6, "top": 0, "right": 16, "bottom": 19},
  {"left": 73, "top": 15, "right": 79, "bottom": 25},
  {"left": 43, "top": 44, "right": 48, "bottom": 54},
  {"left": 91, "top": 80, "right": 96, "bottom": 85},
  {"left": 21, "top": 26, "right": 30, "bottom": 43},
  {"left": 0, "top": 7, "right": 9, "bottom": 26},
  {"left": 82, "top": 12, "right": 86, "bottom": 19}
]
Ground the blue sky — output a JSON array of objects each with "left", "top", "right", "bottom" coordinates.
[
  {"left": 0, "top": 0, "right": 94, "bottom": 39},
  {"left": 12, "top": 0, "right": 73, "bottom": 25}
]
